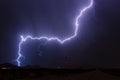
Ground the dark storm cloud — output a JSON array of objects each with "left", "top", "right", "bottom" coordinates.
[{"left": 0, "top": 0, "right": 120, "bottom": 67}]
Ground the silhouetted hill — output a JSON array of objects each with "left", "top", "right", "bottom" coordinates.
[
  {"left": 0, "top": 64, "right": 120, "bottom": 80},
  {"left": 0, "top": 63, "right": 18, "bottom": 69}
]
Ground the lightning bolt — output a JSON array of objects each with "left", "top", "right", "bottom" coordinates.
[{"left": 17, "top": 0, "right": 94, "bottom": 66}]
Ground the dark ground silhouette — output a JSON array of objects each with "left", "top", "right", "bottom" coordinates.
[{"left": 0, "top": 63, "right": 120, "bottom": 80}]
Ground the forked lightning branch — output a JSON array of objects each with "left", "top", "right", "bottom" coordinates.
[{"left": 17, "top": 0, "right": 94, "bottom": 66}]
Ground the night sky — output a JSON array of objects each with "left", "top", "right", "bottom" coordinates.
[{"left": 0, "top": 0, "right": 120, "bottom": 68}]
